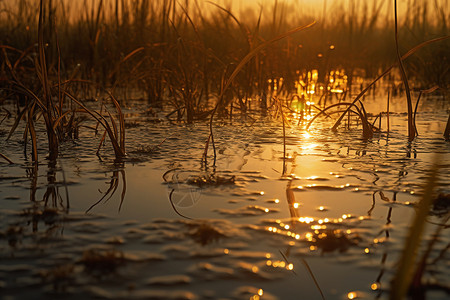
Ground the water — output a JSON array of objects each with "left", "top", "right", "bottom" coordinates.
[{"left": 0, "top": 96, "right": 449, "bottom": 299}]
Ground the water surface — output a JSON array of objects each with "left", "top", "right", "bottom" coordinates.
[{"left": 0, "top": 96, "right": 449, "bottom": 299}]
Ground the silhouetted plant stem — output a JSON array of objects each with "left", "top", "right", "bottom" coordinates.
[
  {"left": 387, "top": 90, "right": 390, "bottom": 134},
  {"left": 394, "top": 0, "right": 416, "bottom": 141},
  {"left": 0, "top": 153, "right": 13, "bottom": 164},
  {"left": 36, "top": 0, "right": 61, "bottom": 161},
  {"left": 444, "top": 114, "right": 450, "bottom": 141}
]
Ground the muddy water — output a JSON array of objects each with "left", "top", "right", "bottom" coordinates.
[{"left": 0, "top": 96, "right": 449, "bottom": 299}]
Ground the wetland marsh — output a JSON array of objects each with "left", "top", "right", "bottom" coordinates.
[{"left": 0, "top": 0, "right": 449, "bottom": 299}]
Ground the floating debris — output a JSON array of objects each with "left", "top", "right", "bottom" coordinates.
[
  {"left": 431, "top": 193, "right": 450, "bottom": 216},
  {"left": 79, "top": 248, "right": 125, "bottom": 276},
  {"left": 186, "top": 222, "right": 226, "bottom": 246},
  {"left": 146, "top": 275, "right": 191, "bottom": 286}
]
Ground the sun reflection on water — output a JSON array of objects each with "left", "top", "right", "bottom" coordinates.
[
  {"left": 371, "top": 282, "right": 380, "bottom": 291},
  {"left": 302, "top": 132, "right": 312, "bottom": 139}
]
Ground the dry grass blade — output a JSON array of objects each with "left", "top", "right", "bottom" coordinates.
[
  {"left": 52, "top": 111, "right": 72, "bottom": 132},
  {"left": 0, "top": 153, "right": 14, "bottom": 164},
  {"left": 96, "top": 131, "right": 107, "bottom": 157},
  {"left": 28, "top": 105, "right": 38, "bottom": 162},
  {"left": 278, "top": 250, "right": 297, "bottom": 275},
  {"left": 301, "top": 258, "right": 326, "bottom": 300},
  {"left": 387, "top": 90, "right": 390, "bottom": 133},
  {"left": 106, "top": 90, "right": 126, "bottom": 152},
  {"left": 389, "top": 156, "right": 440, "bottom": 300},
  {"left": 307, "top": 102, "right": 373, "bottom": 139},
  {"left": 411, "top": 214, "right": 450, "bottom": 294},
  {"left": 6, "top": 105, "right": 29, "bottom": 141},
  {"left": 108, "top": 47, "right": 145, "bottom": 81},
  {"left": 444, "top": 114, "right": 450, "bottom": 140},
  {"left": 108, "top": 111, "right": 119, "bottom": 143},
  {"left": 63, "top": 90, "right": 126, "bottom": 159},
  {"left": 413, "top": 86, "right": 439, "bottom": 135}
]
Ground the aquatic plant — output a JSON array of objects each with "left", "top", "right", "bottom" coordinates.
[
  {"left": 1, "top": 0, "right": 127, "bottom": 162},
  {"left": 394, "top": 0, "right": 416, "bottom": 141},
  {"left": 2, "top": 1, "right": 61, "bottom": 162},
  {"left": 1, "top": 0, "right": 447, "bottom": 131},
  {"left": 186, "top": 222, "right": 226, "bottom": 246},
  {"left": 80, "top": 248, "right": 125, "bottom": 277},
  {"left": 39, "top": 264, "right": 76, "bottom": 292}
]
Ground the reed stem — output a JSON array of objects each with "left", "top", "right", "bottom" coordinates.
[{"left": 394, "top": 0, "right": 416, "bottom": 141}]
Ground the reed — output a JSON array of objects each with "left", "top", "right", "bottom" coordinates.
[
  {"left": 1, "top": 0, "right": 448, "bottom": 156},
  {"left": 445, "top": 113, "right": 450, "bottom": 140},
  {"left": 394, "top": 0, "right": 416, "bottom": 141},
  {"left": 1, "top": 0, "right": 127, "bottom": 162},
  {"left": 1, "top": 1, "right": 446, "bottom": 108},
  {"left": 62, "top": 85, "right": 126, "bottom": 160}
]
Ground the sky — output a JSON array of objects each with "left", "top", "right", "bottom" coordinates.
[
  {"left": 202, "top": 0, "right": 417, "bottom": 21},
  {"left": 212, "top": 0, "right": 440, "bottom": 18},
  {"left": 1, "top": 0, "right": 444, "bottom": 24}
]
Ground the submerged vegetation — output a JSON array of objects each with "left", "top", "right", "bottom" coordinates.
[{"left": 0, "top": 0, "right": 449, "bottom": 299}]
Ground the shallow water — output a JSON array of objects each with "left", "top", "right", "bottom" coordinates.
[{"left": 0, "top": 96, "right": 449, "bottom": 299}]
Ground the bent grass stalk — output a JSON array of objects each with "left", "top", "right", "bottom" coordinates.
[
  {"left": 0, "top": 153, "right": 14, "bottom": 164},
  {"left": 2, "top": 1, "right": 127, "bottom": 162},
  {"left": 3, "top": 54, "right": 126, "bottom": 161},
  {"left": 307, "top": 102, "right": 374, "bottom": 139},
  {"left": 203, "top": 19, "right": 316, "bottom": 165},
  {"left": 63, "top": 88, "right": 126, "bottom": 160},
  {"left": 412, "top": 85, "right": 439, "bottom": 136},
  {"left": 394, "top": 0, "right": 415, "bottom": 141},
  {"left": 300, "top": 258, "right": 326, "bottom": 300}
]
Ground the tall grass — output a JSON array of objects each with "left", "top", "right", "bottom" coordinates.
[
  {"left": 0, "top": 0, "right": 448, "bottom": 150},
  {"left": 1, "top": 0, "right": 447, "bottom": 108},
  {"left": 1, "top": 0, "right": 127, "bottom": 162},
  {"left": 394, "top": 0, "right": 416, "bottom": 141}
]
